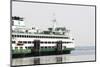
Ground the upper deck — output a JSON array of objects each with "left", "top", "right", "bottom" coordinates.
[{"left": 12, "top": 32, "right": 71, "bottom": 39}]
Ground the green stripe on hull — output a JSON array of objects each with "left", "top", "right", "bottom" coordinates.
[
  {"left": 12, "top": 49, "right": 31, "bottom": 54},
  {"left": 63, "top": 48, "right": 75, "bottom": 50},
  {"left": 40, "top": 48, "right": 56, "bottom": 51},
  {"left": 12, "top": 48, "right": 74, "bottom": 54}
]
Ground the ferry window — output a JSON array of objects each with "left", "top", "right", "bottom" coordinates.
[
  {"left": 40, "top": 36, "right": 42, "bottom": 38},
  {"left": 17, "top": 43, "right": 23, "bottom": 46},
  {"left": 40, "top": 41, "right": 43, "bottom": 43},
  {"left": 65, "top": 42, "right": 68, "bottom": 43},
  {"left": 31, "top": 36, "right": 33, "bottom": 38},
  {"left": 20, "top": 47, "right": 22, "bottom": 48},
  {"left": 65, "top": 42, "right": 67, "bottom": 43},
  {"left": 51, "top": 46, "right": 53, "bottom": 48},
  {"left": 23, "top": 41, "right": 27, "bottom": 43},
  {"left": 15, "top": 35, "right": 17, "bottom": 37},
  {"left": 33, "top": 36, "right": 35, "bottom": 38},
  {"left": 42, "top": 36, "right": 44, "bottom": 38},
  {"left": 37, "top": 36, "right": 39, "bottom": 38},
  {"left": 55, "top": 37, "right": 57, "bottom": 38},
  {"left": 64, "top": 46, "right": 66, "bottom": 48},
  {"left": 62, "top": 42, "right": 65, "bottom": 43},
  {"left": 26, "top": 35, "right": 28, "bottom": 38},
  {"left": 40, "top": 36, "right": 43, "bottom": 38},
  {"left": 23, "top": 35, "right": 25, "bottom": 37},
  {"left": 28, "top": 41, "right": 31, "bottom": 44},
  {"left": 25, "top": 35, "right": 27, "bottom": 38},
  {"left": 25, "top": 47, "right": 28, "bottom": 49},
  {"left": 28, "top": 35, "right": 30, "bottom": 38},
  {"left": 12, "top": 41, "right": 15, "bottom": 43},
  {"left": 48, "top": 42, "right": 51, "bottom": 44},
  {"left": 31, "top": 36, "right": 36, "bottom": 38},
  {"left": 18, "top": 41, "right": 22, "bottom": 43},
  {"left": 12, "top": 35, "right": 14, "bottom": 37},
  {"left": 32, "top": 41, "right": 34, "bottom": 43},
  {"left": 14, "top": 35, "right": 16, "bottom": 37},
  {"left": 66, "top": 37, "right": 70, "bottom": 39},
  {"left": 17, "top": 35, "right": 19, "bottom": 37},
  {"left": 28, "top": 47, "right": 31, "bottom": 49},
  {"left": 41, "top": 47, "right": 43, "bottom": 48},
  {"left": 48, "top": 46, "right": 51, "bottom": 48},
  {"left": 21, "top": 35, "right": 23, "bottom": 37},
  {"left": 20, "top": 47, "right": 23, "bottom": 49},
  {"left": 52, "top": 46, "right": 54, "bottom": 48},
  {"left": 52, "top": 42, "right": 55, "bottom": 44},
  {"left": 24, "top": 35, "right": 26, "bottom": 37},
  {"left": 15, "top": 47, "right": 18, "bottom": 49},
  {"left": 45, "top": 36, "right": 47, "bottom": 38},
  {"left": 36, "top": 36, "right": 38, "bottom": 38},
  {"left": 50, "top": 37, "right": 53, "bottom": 38},
  {"left": 45, "top": 46, "right": 47, "bottom": 48},
  {"left": 61, "top": 37, "right": 63, "bottom": 38},
  {"left": 28, "top": 36, "right": 30, "bottom": 38},
  {"left": 19, "top": 35, "right": 21, "bottom": 37},
  {"left": 55, "top": 37, "right": 58, "bottom": 38},
  {"left": 39, "top": 36, "right": 41, "bottom": 38},
  {"left": 25, "top": 35, "right": 26, "bottom": 37},
  {"left": 44, "top": 42, "right": 47, "bottom": 43},
  {"left": 57, "top": 37, "right": 59, "bottom": 38},
  {"left": 14, "top": 35, "right": 15, "bottom": 37},
  {"left": 52, "top": 37, "right": 54, "bottom": 38},
  {"left": 41, "top": 36, "right": 43, "bottom": 38}
]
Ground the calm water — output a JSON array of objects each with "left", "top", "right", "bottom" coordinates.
[{"left": 12, "top": 46, "right": 95, "bottom": 66}]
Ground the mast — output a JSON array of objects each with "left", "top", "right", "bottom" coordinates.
[{"left": 52, "top": 13, "right": 57, "bottom": 30}]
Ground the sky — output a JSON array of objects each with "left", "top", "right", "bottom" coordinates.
[{"left": 12, "top": 1, "right": 95, "bottom": 46}]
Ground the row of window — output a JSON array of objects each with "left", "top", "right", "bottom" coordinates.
[
  {"left": 14, "top": 46, "right": 66, "bottom": 49},
  {"left": 12, "top": 41, "right": 73, "bottom": 44},
  {"left": 12, "top": 35, "right": 70, "bottom": 39}
]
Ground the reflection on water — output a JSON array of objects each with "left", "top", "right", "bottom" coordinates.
[{"left": 12, "top": 46, "right": 95, "bottom": 66}]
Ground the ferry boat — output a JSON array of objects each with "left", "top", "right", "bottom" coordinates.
[{"left": 11, "top": 16, "right": 75, "bottom": 58}]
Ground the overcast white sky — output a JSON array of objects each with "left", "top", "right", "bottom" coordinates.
[{"left": 12, "top": 1, "right": 95, "bottom": 46}]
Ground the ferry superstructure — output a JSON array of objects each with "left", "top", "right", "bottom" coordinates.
[{"left": 11, "top": 16, "right": 75, "bottom": 58}]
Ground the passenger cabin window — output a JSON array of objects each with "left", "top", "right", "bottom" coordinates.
[
  {"left": 25, "top": 47, "right": 28, "bottom": 49},
  {"left": 15, "top": 47, "right": 18, "bottom": 49},
  {"left": 17, "top": 43, "right": 23, "bottom": 46},
  {"left": 23, "top": 41, "right": 27, "bottom": 44},
  {"left": 28, "top": 41, "right": 31, "bottom": 44},
  {"left": 18, "top": 41, "right": 22, "bottom": 43},
  {"left": 20, "top": 47, "right": 23, "bottom": 49},
  {"left": 12, "top": 35, "right": 70, "bottom": 39},
  {"left": 12, "top": 41, "right": 15, "bottom": 43}
]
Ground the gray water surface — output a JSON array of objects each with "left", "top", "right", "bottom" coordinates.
[{"left": 12, "top": 46, "right": 95, "bottom": 66}]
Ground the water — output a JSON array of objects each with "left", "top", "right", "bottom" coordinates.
[{"left": 12, "top": 46, "right": 95, "bottom": 66}]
